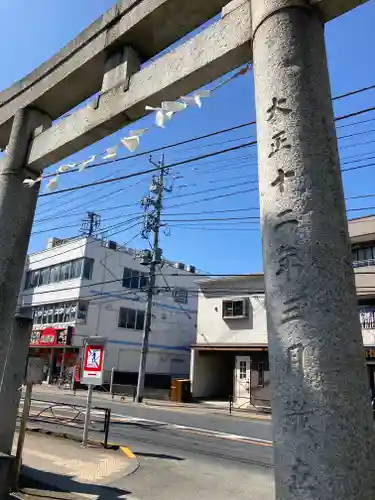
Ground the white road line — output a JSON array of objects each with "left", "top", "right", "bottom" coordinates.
[{"left": 110, "top": 413, "right": 273, "bottom": 445}]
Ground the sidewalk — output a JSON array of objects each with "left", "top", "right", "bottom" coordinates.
[{"left": 11, "top": 430, "right": 139, "bottom": 500}]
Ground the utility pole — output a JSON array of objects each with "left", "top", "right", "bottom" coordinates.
[
  {"left": 80, "top": 211, "right": 101, "bottom": 237},
  {"left": 135, "top": 155, "right": 169, "bottom": 403}
]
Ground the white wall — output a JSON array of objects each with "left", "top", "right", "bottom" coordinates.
[
  {"left": 79, "top": 242, "right": 198, "bottom": 376},
  {"left": 196, "top": 276, "right": 267, "bottom": 346},
  {"left": 20, "top": 237, "right": 199, "bottom": 379},
  {"left": 362, "top": 329, "right": 375, "bottom": 347},
  {"left": 195, "top": 275, "right": 375, "bottom": 348},
  {"left": 21, "top": 238, "right": 88, "bottom": 307}
]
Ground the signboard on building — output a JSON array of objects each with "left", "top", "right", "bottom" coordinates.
[
  {"left": 81, "top": 336, "right": 107, "bottom": 385},
  {"left": 360, "top": 308, "right": 375, "bottom": 330},
  {"left": 365, "top": 349, "right": 375, "bottom": 360},
  {"left": 29, "top": 326, "right": 73, "bottom": 347}
]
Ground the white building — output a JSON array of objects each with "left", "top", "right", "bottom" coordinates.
[
  {"left": 190, "top": 274, "right": 270, "bottom": 409},
  {"left": 191, "top": 216, "right": 375, "bottom": 408},
  {"left": 19, "top": 236, "right": 198, "bottom": 387}
]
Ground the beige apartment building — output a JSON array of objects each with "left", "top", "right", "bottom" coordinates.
[{"left": 190, "top": 215, "right": 375, "bottom": 409}]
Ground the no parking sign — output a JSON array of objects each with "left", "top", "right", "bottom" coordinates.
[{"left": 81, "top": 336, "right": 107, "bottom": 385}]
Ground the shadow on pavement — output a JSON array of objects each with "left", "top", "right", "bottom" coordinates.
[
  {"left": 134, "top": 451, "right": 184, "bottom": 461},
  {"left": 19, "top": 466, "right": 132, "bottom": 500}
]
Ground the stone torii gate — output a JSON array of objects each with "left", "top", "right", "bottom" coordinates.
[{"left": 0, "top": 0, "right": 374, "bottom": 498}]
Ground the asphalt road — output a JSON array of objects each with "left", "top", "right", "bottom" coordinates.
[
  {"left": 27, "top": 387, "right": 274, "bottom": 442},
  {"left": 22, "top": 387, "right": 275, "bottom": 499}
]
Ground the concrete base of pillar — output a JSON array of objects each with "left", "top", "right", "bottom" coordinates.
[{"left": 0, "top": 453, "right": 15, "bottom": 499}]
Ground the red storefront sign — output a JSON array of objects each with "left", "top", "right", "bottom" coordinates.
[{"left": 30, "top": 327, "right": 73, "bottom": 347}]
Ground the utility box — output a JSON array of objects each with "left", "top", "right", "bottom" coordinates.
[{"left": 170, "top": 379, "right": 191, "bottom": 403}]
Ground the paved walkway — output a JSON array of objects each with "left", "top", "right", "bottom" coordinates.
[{"left": 12, "top": 431, "right": 138, "bottom": 500}]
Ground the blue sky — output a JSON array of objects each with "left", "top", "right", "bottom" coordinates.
[{"left": 0, "top": 0, "right": 375, "bottom": 274}]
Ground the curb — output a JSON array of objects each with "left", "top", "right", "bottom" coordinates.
[
  {"left": 25, "top": 425, "right": 121, "bottom": 452},
  {"left": 141, "top": 401, "right": 272, "bottom": 421},
  {"left": 120, "top": 446, "right": 136, "bottom": 459}
]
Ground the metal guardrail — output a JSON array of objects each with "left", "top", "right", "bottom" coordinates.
[{"left": 19, "top": 397, "right": 112, "bottom": 448}]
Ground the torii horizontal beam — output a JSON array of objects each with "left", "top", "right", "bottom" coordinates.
[{"left": 0, "top": 0, "right": 368, "bottom": 171}]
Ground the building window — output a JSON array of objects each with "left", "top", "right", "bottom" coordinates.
[
  {"left": 118, "top": 307, "right": 145, "bottom": 330},
  {"left": 39, "top": 267, "right": 50, "bottom": 287},
  {"left": 77, "top": 302, "right": 88, "bottom": 324},
  {"left": 54, "top": 304, "right": 64, "bottom": 323},
  {"left": 30, "top": 269, "right": 40, "bottom": 288},
  {"left": 71, "top": 259, "right": 83, "bottom": 279},
  {"left": 360, "top": 307, "right": 375, "bottom": 329},
  {"left": 32, "top": 301, "right": 86, "bottom": 325},
  {"left": 49, "top": 265, "right": 60, "bottom": 283},
  {"left": 130, "top": 270, "right": 140, "bottom": 289},
  {"left": 24, "top": 257, "right": 94, "bottom": 289},
  {"left": 136, "top": 311, "right": 145, "bottom": 330},
  {"left": 239, "top": 361, "right": 247, "bottom": 379},
  {"left": 352, "top": 245, "right": 375, "bottom": 267},
  {"left": 122, "top": 267, "right": 147, "bottom": 290},
  {"left": 258, "top": 362, "right": 265, "bottom": 387},
  {"left": 173, "top": 287, "right": 188, "bottom": 304},
  {"left": 222, "top": 299, "right": 247, "bottom": 319},
  {"left": 60, "top": 261, "right": 72, "bottom": 281},
  {"left": 82, "top": 258, "right": 94, "bottom": 279}
]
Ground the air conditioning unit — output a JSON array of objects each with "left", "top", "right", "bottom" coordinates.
[
  {"left": 47, "top": 237, "right": 68, "bottom": 249},
  {"left": 174, "top": 262, "right": 185, "bottom": 270},
  {"left": 106, "top": 240, "right": 117, "bottom": 250},
  {"left": 222, "top": 298, "right": 249, "bottom": 320}
]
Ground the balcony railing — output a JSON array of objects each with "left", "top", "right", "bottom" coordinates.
[
  {"left": 360, "top": 307, "right": 375, "bottom": 329},
  {"left": 353, "top": 259, "right": 375, "bottom": 268}
]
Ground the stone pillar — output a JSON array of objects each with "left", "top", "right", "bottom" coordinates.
[
  {"left": 0, "top": 312, "right": 32, "bottom": 454},
  {"left": 250, "top": 1, "right": 375, "bottom": 499},
  {"left": 0, "top": 108, "right": 50, "bottom": 461}
]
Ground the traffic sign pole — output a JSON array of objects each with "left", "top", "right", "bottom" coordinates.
[
  {"left": 80, "top": 337, "right": 107, "bottom": 446},
  {"left": 82, "top": 384, "right": 93, "bottom": 447}
]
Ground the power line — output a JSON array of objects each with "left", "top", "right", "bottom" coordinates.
[
  {"left": 165, "top": 188, "right": 259, "bottom": 210},
  {"left": 342, "top": 161, "right": 375, "bottom": 173},
  {"left": 335, "top": 104, "right": 375, "bottom": 123},
  {"left": 337, "top": 117, "right": 375, "bottom": 130},
  {"left": 21, "top": 267, "right": 375, "bottom": 299},
  {"left": 163, "top": 216, "right": 260, "bottom": 222},
  {"left": 36, "top": 159, "right": 140, "bottom": 211},
  {"left": 333, "top": 83, "right": 375, "bottom": 102},
  {"left": 28, "top": 217, "right": 143, "bottom": 265},
  {"left": 33, "top": 151, "right": 259, "bottom": 224},
  {"left": 39, "top": 140, "right": 257, "bottom": 197},
  {"left": 39, "top": 81, "right": 375, "bottom": 181},
  {"left": 38, "top": 106, "right": 375, "bottom": 199},
  {"left": 38, "top": 141, "right": 375, "bottom": 223},
  {"left": 31, "top": 211, "right": 143, "bottom": 235},
  {"left": 42, "top": 123, "right": 258, "bottom": 180},
  {"left": 167, "top": 225, "right": 260, "bottom": 231},
  {"left": 33, "top": 168, "right": 375, "bottom": 230},
  {"left": 35, "top": 160, "right": 259, "bottom": 224}
]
